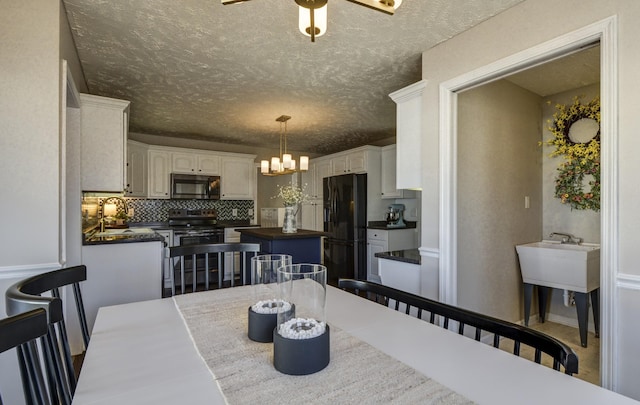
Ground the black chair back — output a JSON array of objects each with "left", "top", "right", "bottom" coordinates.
[
  {"left": 169, "top": 243, "right": 260, "bottom": 295},
  {"left": 0, "top": 308, "right": 50, "bottom": 405},
  {"left": 6, "top": 265, "right": 90, "bottom": 405},
  {"left": 338, "top": 279, "right": 578, "bottom": 375}
]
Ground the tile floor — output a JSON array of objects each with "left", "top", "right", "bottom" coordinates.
[{"left": 499, "top": 321, "right": 600, "bottom": 385}]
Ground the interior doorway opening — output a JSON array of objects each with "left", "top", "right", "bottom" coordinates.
[
  {"left": 438, "top": 17, "right": 617, "bottom": 389},
  {"left": 455, "top": 45, "right": 601, "bottom": 385}
]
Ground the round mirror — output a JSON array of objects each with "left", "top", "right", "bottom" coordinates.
[{"left": 567, "top": 118, "right": 599, "bottom": 144}]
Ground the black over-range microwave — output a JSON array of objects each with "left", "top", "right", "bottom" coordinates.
[{"left": 170, "top": 173, "right": 221, "bottom": 200}]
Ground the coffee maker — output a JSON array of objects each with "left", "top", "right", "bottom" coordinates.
[{"left": 385, "top": 204, "right": 406, "bottom": 228}]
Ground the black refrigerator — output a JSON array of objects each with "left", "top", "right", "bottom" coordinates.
[{"left": 323, "top": 173, "right": 367, "bottom": 286}]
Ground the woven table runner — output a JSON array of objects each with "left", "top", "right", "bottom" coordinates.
[{"left": 174, "top": 288, "right": 473, "bottom": 405}]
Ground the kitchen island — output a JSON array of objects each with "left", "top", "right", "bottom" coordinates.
[{"left": 238, "top": 227, "right": 326, "bottom": 264}]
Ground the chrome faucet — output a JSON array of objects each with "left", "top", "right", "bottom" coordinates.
[
  {"left": 549, "top": 232, "right": 582, "bottom": 245},
  {"left": 100, "top": 196, "right": 128, "bottom": 232}
]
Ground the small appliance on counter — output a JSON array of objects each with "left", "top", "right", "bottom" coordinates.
[{"left": 385, "top": 204, "right": 406, "bottom": 228}]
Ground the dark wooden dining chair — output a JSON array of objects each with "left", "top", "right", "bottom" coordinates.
[
  {"left": 0, "top": 308, "right": 50, "bottom": 405},
  {"left": 338, "top": 279, "right": 579, "bottom": 375},
  {"left": 6, "top": 265, "right": 91, "bottom": 405},
  {"left": 169, "top": 242, "right": 260, "bottom": 295}
]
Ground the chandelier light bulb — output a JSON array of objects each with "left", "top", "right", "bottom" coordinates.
[{"left": 298, "top": 3, "right": 327, "bottom": 41}]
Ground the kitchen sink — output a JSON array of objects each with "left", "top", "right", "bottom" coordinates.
[
  {"left": 93, "top": 228, "right": 157, "bottom": 237},
  {"left": 515, "top": 240, "right": 600, "bottom": 292}
]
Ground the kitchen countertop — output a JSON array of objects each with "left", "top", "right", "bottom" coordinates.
[
  {"left": 83, "top": 221, "right": 259, "bottom": 245},
  {"left": 236, "top": 227, "right": 328, "bottom": 240},
  {"left": 375, "top": 249, "right": 421, "bottom": 265},
  {"left": 367, "top": 220, "right": 417, "bottom": 230},
  {"left": 83, "top": 231, "right": 165, "bottom": 246}
]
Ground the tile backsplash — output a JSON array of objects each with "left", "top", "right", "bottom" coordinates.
[
  {"left": 82, "top": 195, "right": 254, "bottom": 227},
  {"left": 126, "top": 198, "right": 254, "bottom": 222}
]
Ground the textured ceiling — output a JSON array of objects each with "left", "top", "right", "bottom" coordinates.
[
  {"left": 63, "top": 0, "right": 525, "bottom": 156},
  {"left": 506, "top": 45, "right": 600, "bottom": 97}
]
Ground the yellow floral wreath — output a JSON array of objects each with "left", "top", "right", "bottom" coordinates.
[{"left": 543, "top": 96, "right": 600, "bottom": 211}]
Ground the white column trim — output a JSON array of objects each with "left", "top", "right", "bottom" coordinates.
[{"left": 438, "top": 16, "right": 618, "bottom": 390}]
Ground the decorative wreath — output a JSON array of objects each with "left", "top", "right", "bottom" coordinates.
[{"left": 544, "top": 96, "right": 600, "bottom": 211}]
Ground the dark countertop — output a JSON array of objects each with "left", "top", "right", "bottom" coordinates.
[
  {"left": 83, "top": 231, "right": 165, "bottom": 246},
  {"left": 375, "top": 249, "right": 421, "bottom": 265},
  {"left": 83, "top": 221, "right": 258, "bottom": 245},
  {"left": 367, "top": 221, "right": 417, "bottom": 230},
  {"left": 127, "top": 220, "right": 255, "bottom": 230},
  {"left": 237, "top": 227, "right": 328, "bottom": 240}
]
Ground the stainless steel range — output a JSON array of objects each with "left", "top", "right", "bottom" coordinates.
[
  {"left": 168, "top": 209, "right": 225, "bottom": 293},
  {"left": 169, "top": 209, "right": 224, "bottom": 246}
]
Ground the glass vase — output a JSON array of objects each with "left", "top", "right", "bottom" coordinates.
[
  {"left": 247, "top": 254, "right": 293, "bottom": 343},
  {"left": 273, "top": 263, "right": 329, "bottom": 375},
  {"left": 282, "top": 205, "right": 297, "bottom": 233}
]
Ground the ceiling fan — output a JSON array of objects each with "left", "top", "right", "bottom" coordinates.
[{"left": 221, "top": 0, "right": 402, "bottom": 42}]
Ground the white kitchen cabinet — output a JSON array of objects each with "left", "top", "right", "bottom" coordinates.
[
  {"left": 172, "top": 152, "right": 220, "bottom": 175},
  {"left": 389, "top": 80, "right": 427, "bottom": 190},
  {"left": 380, "top": 145, "right": 416, "bottom": 199},
  {"left": 171, "top": 152, "right": 197, "bottom": 173},
  {"left": 221, "top": 157, "right": 255, "bottom": 199},
  {"left": 148, "top": 149, "right": 171, "bottom": 198},
  {"left": 81, "top": 241, "right": 163, "bottom": 334},
  {"left": 314, "top": 160, "right": 332, "bottom": 195},
  {"left": 367, "top": 238, "right": 387, "bottom": 283},
  {"left": 126, "top": 140, "right": 148, "bottom": 197},
  {"left": 330, "top": 149, "right": 368, "bottom": 175},
  {"left": 197, "top": 154, "right": 221, "bottom": 175},
  {"left": 301, "top": 200, "right": 323, "bottom": 232},
  {"left": 366, "top": 228, "right": 418, "bottom": 283},
  {"left": 80, "top": 94, "right": 130, "bottom": 192}
]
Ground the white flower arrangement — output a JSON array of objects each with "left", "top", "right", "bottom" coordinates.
[{"left": 274, "top": 184, "right": 309, "bottom": 207}]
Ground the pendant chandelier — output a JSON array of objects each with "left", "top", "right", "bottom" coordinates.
[
  {"left": 261, "top": 115, "right": 309, "bottom": 176},
  {"left": 222, "top": 0, "right": 402, "bottom": 43}
]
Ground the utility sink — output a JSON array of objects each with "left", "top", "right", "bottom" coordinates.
[
  {"left": 93, "top": 227, "right": 157, "bottom": 237},
  {"left": 515, "top": 240, "right": 600, "bottom": 292}
]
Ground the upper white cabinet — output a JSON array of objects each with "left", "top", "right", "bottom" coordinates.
[
  {"left": 313, "top": 160, "right": 332, "bottom": 197},
  {"left": 171, "top": 152, "right": 196, "bottom": 173},
  {"left": 220, "top": 156, "right": 255, "bottom": 200},
  {"left": 144, "top": 145, "right": 255, "bottom": 200},
  {"left": 389, "top": 80, "right": 426, "bottom": 190},
  {"left": 148, "top": 149, "right": 171, "bottom": 198},
  {"left": 126, "top": 140, "right": 148, "bottom": 197},
  {"left": 380, "top": 145, "right": 416, "bottom": 199},
  {"left": 197, "top": 154, "right": 221, "bottom": 175},
  {"left": 171, "top": 152, "right": 220, "bottom": 175},
  {"left": 329, "top": 149, "right": 368, "bottom": 175},
  {"left": 80, "top": 94, "right": 130, "bottom": 192}
]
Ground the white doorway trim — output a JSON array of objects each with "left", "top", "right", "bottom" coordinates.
[{"left": 438, "top": 16, "right": 618, "bottom": 389}]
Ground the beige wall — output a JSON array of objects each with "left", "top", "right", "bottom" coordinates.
[
  {"left": 457, "top": 80, "right": 542, "bottom": 320},
  {"left": 543, "top": 84, "right": 601, "bottom": 322},
  {"left": 419, "top": 0, "right": 640, "bottom": 398},
  {"left": 0, "top": 0, "right": 61, "bottom": 267},
  {"left": 0, "top": 2, "right": 86, "bottom": 403},
  {"left": 542, "top": 83, "right": 601, "bottom": 243}
]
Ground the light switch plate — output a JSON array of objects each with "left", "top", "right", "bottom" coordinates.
[{"left": 232, "top": 208, "right": 238, "bottom": 217}]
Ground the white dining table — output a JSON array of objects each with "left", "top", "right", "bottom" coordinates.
[{"left": 72, "top": 285, "right": 637, "bottom": 405}]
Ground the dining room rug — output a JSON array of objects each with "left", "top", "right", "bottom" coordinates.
[{"left": 174, "top": 288, "right": 473, "bottom": 405}]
